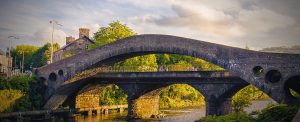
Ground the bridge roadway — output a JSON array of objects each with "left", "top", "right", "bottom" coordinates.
[{"left": 89, "top": 71, "right": 247, "bottom": 84}]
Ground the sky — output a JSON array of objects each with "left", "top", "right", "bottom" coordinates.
[{"left": 0, "top": 0, "right": 300, "bottom": 51}]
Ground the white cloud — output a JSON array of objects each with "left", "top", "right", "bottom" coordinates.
[
  {"left": 128, "top": 0, "right": 299, "bottom": 50},
  {"left": 33, "top": 27, "right": 67, "bottom": 47},
  {"left": 237, "top": 7, "right": 295, "bottom": 33},
  {"left": 0, "top": 0, "right": 299, "bottom": 51}
]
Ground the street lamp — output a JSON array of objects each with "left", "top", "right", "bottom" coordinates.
[
  {"left": 49, "top": 20, "right": 62, "bottom": 64},
  {"left": 8, "top": 36, "right": 19, "bottom": 57},
  {"left": 8, "top": 36, "right": 19, "bottom": 76}
]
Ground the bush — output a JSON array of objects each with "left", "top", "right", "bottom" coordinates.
[
  {"left": 201, "top": 112, "right": 254, "bottom": 122},
  {"left": 256, "top": 104, "right": 298, "bottom": 122},
  {"left": 0, "top": 75, "right": 43, "bottom": 112},
  {"left": 0, "top": 89, "right": 24, "bottom": 112}
]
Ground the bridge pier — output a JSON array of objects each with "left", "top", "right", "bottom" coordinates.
[
  {"left": 120, "top": 84, "right": 164, "bottom": 119},
  {"left": 191, "top": 83, "right": 247, "bottom": 116},
  {"left": 96, "top": 109, "right": 101, "bottom": 115},
  {"left": 127, "top": 95, "right": 160, "bottom": 118},
  {"left": 104, "top": 109, "right": 109, "bottom": 114},
  {"left": 118, "top": 107, "right": 124, "bottom": 113},
  {"left": 205, "top": 97, "right": 232, "bottom": 116},
  {"left": 87, "top": 110, "right": 93, "bottom": 116}
]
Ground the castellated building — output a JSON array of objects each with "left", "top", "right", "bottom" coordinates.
[{"left": 53, "top": 28, "right": 95, "bottom": 62}]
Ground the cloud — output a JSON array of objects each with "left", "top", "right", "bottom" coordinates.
[
  {"left": 0, "top": 0, "right": 299, "bottom": 52},
  {"left": 33, "top": 27, "right": 67, "bottom": 46},
  {"left": 134, "top": 1, "right": 294, "bottom": 36},
  {"left": 128, "top": 0, "right": 299, "bottom": 50},
  {"left": 237, "top": 7, "right": 294, "bottom": 33}
]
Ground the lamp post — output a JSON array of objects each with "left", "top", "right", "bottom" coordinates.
[
  {"left": 49, "top": 20, "right": 62, "bottom": 64},
  {"left": 8, "top": 36, "right": 19, "bottom": 57},
  {"left": 8, "top": 36, "right": 19, "bottom": 76}
]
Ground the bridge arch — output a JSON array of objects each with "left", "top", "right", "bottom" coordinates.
[{"left": 36, "top": 34, "right": 300, "bottom": 106}]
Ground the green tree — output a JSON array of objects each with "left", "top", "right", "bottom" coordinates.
[
  {"left": 160, "top": 84, "right": 205, "bottom": 109},
  {"left": 91, "top": 21, "right": 157, "bottom": 71},
  {"left": 11, "top": 43, "right": 60, "bottom": 69},
  {"left": 115, "top": 54, "right": 158, "bottom": 72},
  {"left": 90, "top": 21, "right": 137, "bottom": 48},
  {"left": 99, "top": 85, "right": 127, "bottom": 105},
  {"left": 32, "top": 43, "right": 57, "bottom": 68},
  {"left": 11, "top": 45, "right": 39, "bottom": 70},
  {"left": 232, "top": 85, "right": 269, "bottom": 112}
]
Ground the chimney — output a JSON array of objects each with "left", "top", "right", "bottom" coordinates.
[
  {"left": 79, "top": 28, "right": 90, "bottom": 38},
  {"left": 66, "top": 36, "right": 75, "bottom": 44}
]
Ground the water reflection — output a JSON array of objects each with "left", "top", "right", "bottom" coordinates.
[
  {"left": 57, "top": 100, "right": 275, "bottom": 122},
  {"left": 73, "top": 111, "right": 127, "bottom": 122}
]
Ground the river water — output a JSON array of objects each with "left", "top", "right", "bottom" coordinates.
[{"left": 67, "top": 100, "right": 276, "bottom": 122}]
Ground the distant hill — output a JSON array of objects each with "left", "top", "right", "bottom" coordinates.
[{"left": 260, "top": 45, "right": 300, "bottom": 54}]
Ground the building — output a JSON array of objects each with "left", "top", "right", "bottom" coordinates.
[
  {"left": 53, "top": 28, "right": 95, "bottom": 62},
  {"left": 0, "top": 49, "right": 12, "bottom": 77}
]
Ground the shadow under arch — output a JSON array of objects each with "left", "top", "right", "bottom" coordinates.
[{"left": 284, "top": 75, "right": 300, "bottom": 104}]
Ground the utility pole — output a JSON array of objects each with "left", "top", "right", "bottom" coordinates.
[
  {"left": 49, "top": 20, "right": 62, "bottom": 64},
  {"left": 19, "top": 51, "right": 28, "bottom": 74}
]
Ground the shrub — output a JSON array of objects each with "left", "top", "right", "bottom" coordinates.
[
  {"left": 256, "top": 104, "right": 298, "bottom": 122},
  {"left": 0, "top": 75, "right": 43, "bottom": 112},
  {"left": 0, "top": 89, "right": 24, "bottom": 112},
  {"left": 201, "top": 112, "right": 254, "bottom": 122}
]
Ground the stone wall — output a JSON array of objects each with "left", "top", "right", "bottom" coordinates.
[
  {"left": 130, "top": 95, "right": 160, "bottom": 118},
  {"left": 75, "top": 84, "right": 105, "bottom": 108}
]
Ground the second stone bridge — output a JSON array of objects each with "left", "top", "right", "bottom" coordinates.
[{"left": 44, "top": 71, "right": 249, "bottom": 118}]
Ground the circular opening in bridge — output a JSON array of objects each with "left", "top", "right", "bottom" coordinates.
[
  {"left": 253, "top": 66, "right": 264, "bottom": 77},
  {"left": 58, "top": 70, "right": 64, "bottom": 76},
  {"left": 49, "top": 72, "right": 57, "bottom": 81},
  {"left": 265, "top": 70, "right": 282, "bottom": 83},
  {"left": 284, "top": 76, "right": 300, "bottom": 99}
]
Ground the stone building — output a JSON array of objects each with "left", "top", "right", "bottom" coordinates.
[
  {"left": 0, "top": 49, "right": 12, "bottom": 77},
  {"left": 53, "top": 28, "right": 95, "bottom": 62}
]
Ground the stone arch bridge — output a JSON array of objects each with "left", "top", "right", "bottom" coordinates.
[{"left": 35, "top": 34, "right": 300, "bottom": 118}]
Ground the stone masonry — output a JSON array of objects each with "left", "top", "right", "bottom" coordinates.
[
  {"left": 75, "top": 84, "right": 105, "bottom": 108},
  {"left": 36, "top": 34, "right": 300, "bottom": 118}
]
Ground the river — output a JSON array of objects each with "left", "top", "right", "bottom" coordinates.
[{"left": 64, "top": 100, "right": 276, "bottom": 122}]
